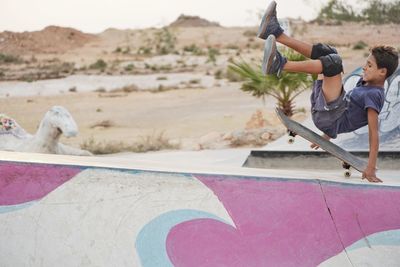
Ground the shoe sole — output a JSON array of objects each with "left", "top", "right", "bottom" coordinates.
[
  {"left": 262, "top": 35, "right": 276, "bottom": 74},
  {"left": 257, "top": 1, "right": 277, "bottom": 39}
]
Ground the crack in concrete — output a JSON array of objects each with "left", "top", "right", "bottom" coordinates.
[
  {"left": 355, "top": 214, "right": 371, "bottom": 249},
  {"left": 318, "top": 180, "right": 355, "bottom": 267}
]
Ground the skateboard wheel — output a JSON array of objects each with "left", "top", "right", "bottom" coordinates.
[
  {"left": 288, "top": 137, "right": 295, "bottom": 144},
  {"left": 344, "top": 170, "right": 351, "bottom": 178}
]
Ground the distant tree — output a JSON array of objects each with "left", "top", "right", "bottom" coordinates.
[
  {"left": 362, "top": 0, "right": 400, "bottom": 24},
  {"left": 316, "top": 0, "right": 361, "bottom": 22},
  {"left": 228, "top": 49, "right": 314, "bottom": 117},
  {"left": 316, "top": 0, "right": 400, "bottom": 24}
]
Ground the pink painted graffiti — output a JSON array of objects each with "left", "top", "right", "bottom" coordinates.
[
  {"left": 0, "top": 162, "right": 82, "bottom": 206},
  {"left": 166, "top": 176, "right": 400, "bottom": 266}
]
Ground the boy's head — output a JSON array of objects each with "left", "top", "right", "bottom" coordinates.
[{"left": 370, "top": 45, "right": 399, "bottom": 79}]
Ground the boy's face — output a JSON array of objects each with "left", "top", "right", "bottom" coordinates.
[{"left": 362, "top": 54, "right": 387, "bottom": 84}]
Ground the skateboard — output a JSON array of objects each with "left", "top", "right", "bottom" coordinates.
[{"left": 275, "top": 108, "right": 368, "bottom": 177}]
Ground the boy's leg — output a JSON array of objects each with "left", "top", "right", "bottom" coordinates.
[
  {"left": 321, "top": 75, "right": 343, "bottom": 103},
  {"left": 263, "top": 36, "right": 344, "bottom": 102},
  {"left": 276, "top": 33, "right": 338, "bottom": 60},
  {"left": 258, "top": 1, "right": 337, "bottom": 59},
  {"left": 276, "top": 33, "right": 312, "bottom": 58}
]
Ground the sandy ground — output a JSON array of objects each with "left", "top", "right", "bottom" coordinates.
[{"left": 0, "top": 79, "right": 311, "bottom": 149}]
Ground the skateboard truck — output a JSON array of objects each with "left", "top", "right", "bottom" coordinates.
[
  {"left": 287, "top": 130, "right": 296, "bottom": 144},
  {"left": 342, "top": 162, "right": 351, "bottom": 178}
]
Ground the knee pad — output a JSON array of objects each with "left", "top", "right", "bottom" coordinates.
[
  {"left": 320, "top": 54, "right": 343, "bottom": 77},
  {"left": 311, "top": 43, "right": 338, "bottom": 59}
]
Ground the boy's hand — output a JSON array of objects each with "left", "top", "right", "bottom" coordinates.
[
  {"left": 362, "top": 166, "right": 382, "bottom": 183},
  {"left": 310, "top": 134, "right": 331, "bottom": 149}
]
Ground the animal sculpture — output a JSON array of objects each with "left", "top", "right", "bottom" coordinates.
[{"left": 0, "top": 106, "right": 92, "bottom": 156}]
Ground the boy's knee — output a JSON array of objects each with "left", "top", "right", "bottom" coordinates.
[
  {"left": 311, "top": 43, "right": 338, "bottom": 59},
  {"left": 320, "top": 54, "right": 343, "bottom": 77}
]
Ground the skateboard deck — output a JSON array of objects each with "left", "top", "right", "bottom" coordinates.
[{"left": 275, "top": 108, "right": 368, "bottom": 174}]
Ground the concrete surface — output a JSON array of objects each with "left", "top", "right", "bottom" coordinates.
[{"left": 0, "top": 150, "right": 399, "bottom": 267}]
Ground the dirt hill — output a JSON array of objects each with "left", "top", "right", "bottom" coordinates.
[
  {"left": 0, "top": 26, "right": 97, "bottom": 55},
  {"left": 169, "top": 14, "right": 220, "bottom": 27}
]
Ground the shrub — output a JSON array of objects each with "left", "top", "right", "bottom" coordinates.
[
  {"left": 0, "top": 53, "right": 23, "bottom": 64},
  {"left": 243, "top": 30, "right": 257, "bottom": 37},
  {"left": 207, "top": 47, "right": 220, "bottom": 64},
  {"left": 353, "top": 40, "right": 368, "bottom": 50},
  {"left": 81, "top": 132, "right": 179, "bottom": 154},
  {"left": 183, "top": 44, "right": 204, "bottom": 55},
  {"left": 154, "top": 28, "right": 177, "bottom": 55},
  {"left": 122, "top": 47, "right": 131, "bottom": 54},
  {"left": 214, "top": 69, "right": 223, "bottom": 80},
  {"left": 189, "top": 79, "right": 200, "bottom": 84},
  {"left": 110, "top": 84, "right": 140, "bottom": 93},
  {"left": 90, "top": 59, "right": 107, "bottom": 70},
  {"left": 225, "top": 44, "right": 240, "bottom": 50},
  {"left": 138, "top": 46, "right": 152, "bottom": 55},
  {"left": 124, "top": 64, "right": 135, "bottom": 71}
]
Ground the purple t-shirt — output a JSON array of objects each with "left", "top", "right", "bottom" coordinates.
[{"left": 336, "top": 79, "right": 385, "bottom": 135}]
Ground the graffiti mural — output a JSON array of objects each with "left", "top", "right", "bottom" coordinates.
[
  {"left": 339, "top": 67, "right": 400, "bottom": 149},
  {"left": 0, "top": 161, "right": 399, "bottom": 266}
]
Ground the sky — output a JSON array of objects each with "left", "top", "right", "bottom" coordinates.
[{"left": 1, "top": 0, "right": 332, "bottom": 33}]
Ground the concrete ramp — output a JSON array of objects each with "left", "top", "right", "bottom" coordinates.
[{"left": 1, "top": 153, "right": 400, "bottom": 266}]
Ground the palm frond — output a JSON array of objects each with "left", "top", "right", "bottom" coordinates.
[{"left": 228, "top": 49, "right": 314, "bottom": 117}]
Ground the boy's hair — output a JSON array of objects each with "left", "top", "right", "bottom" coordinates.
[{"left": 371, "top": 45, "right": 399, "bottom": 78}]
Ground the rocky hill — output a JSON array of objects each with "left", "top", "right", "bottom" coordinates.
[
  {"left": 0, "top": 26, "right": 97, "bottom": 54},
  {"left": 169, "top": 14, "right": 220, "bottom": 27}
]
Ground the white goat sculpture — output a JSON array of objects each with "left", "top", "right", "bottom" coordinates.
[{"left": 0, "top": 106, "right": 92, "bottom": 156}]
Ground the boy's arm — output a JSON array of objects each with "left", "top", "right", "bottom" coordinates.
[{"left": 364, "top": 108, "right": 382, "bottom": 182}]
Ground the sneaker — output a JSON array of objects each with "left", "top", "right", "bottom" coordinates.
[
  {"left": 262, "top": 35, "right": 287, "bottom": 75},
  {"left": 257, "top": 1, "right": 284, "bottom": 39}
]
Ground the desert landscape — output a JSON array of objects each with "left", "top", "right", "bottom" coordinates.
[{"left": 1, "top": 15, "right": 399, "bottom": 154}]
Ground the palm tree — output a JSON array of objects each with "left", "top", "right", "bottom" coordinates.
[{"left": 228, "top": 48, "right": 314, "bottom": 117}]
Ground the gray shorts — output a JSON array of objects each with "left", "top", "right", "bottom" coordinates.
[{"left": 310, "top": 80, "right": 347, "bottom": 138}]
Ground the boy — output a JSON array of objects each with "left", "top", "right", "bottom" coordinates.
[{"left": 258, "top": 1, "right": 399, "bottom": 183}]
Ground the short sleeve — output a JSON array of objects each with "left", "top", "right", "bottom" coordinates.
[{"left": 365, "top": 90, "right": 384, "bottom": 113}]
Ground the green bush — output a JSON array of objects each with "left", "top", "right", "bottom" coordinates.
[
  {"left": 353, "top": 41, "right": 368, "bottom": 50},
  {"left": 214, "top": 69, "right": 223, "bottom": 80},
  {"left": 183, "top": 44, "right": 204, "bottom": 55},
  {"left": 90, "top": 59, "right": 107, "bottom": 70},
  {"left": 243, "top": 30, "right": 257, "bottom": 37},
  {"left": 124, "top": 64, "right": 135, "bottom": 71},
  {"left": 138, "top": 46, "right": 152, "bottom": 55},
  {"left": 0, "top": 53, "right": 23, "bottom": 64},
  {"left": 207, "top": 47, "right": 220, "bottom": 64}
]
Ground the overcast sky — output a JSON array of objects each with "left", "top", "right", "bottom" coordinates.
[{"left": 1, "top": 0, "right": 329, "bottom": 33}]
